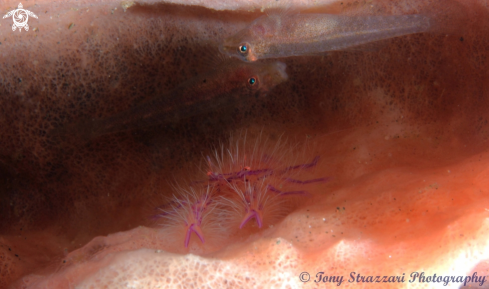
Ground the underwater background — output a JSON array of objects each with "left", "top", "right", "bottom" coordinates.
[{"left": 0, "top": 0, "right": 489, "bottom": 287}]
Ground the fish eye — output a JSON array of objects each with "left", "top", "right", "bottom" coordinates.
[
  {"left": 248, "top": 77, "right": 257, "bottom": 86},
  {"left": 238, "top": 43, "right": 249, "bottom": 55}
]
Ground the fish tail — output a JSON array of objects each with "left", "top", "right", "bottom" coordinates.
[{"left": 424, "top": 0, "right": 471, "bottom": 36}]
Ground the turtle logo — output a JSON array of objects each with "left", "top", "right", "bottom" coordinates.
[{"left": 3, "top": 3, "right": 38, "bottom": 32}]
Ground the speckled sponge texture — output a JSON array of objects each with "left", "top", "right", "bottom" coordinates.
[{"left": 1, "top": 0, "right": 489, "bottom": 288}]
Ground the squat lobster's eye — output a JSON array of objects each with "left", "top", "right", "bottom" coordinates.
[{"left": 248, "top": 77, "right": 256, "bottom": 86}]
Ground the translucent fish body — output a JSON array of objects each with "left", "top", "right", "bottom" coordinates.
[
  {"left": 53, "top": 60, "right": 287, "bottom": 141},
  {"left": 221, "top": 13, "right": 432, "bottom": 61}
]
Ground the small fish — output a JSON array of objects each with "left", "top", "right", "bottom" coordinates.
[
  {"left": 52, "top": 59, "right": 288, "bottom": 141},
  {"left": 220, "top": 11, "right": 432, "bottom": 61}
]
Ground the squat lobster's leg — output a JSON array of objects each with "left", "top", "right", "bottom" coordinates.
[
  {"left": 184, "top": 223, "right": 205, "bottom": 248},
  {"left": 240, "top": 209, "right": 264, "bottom": 229}
]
